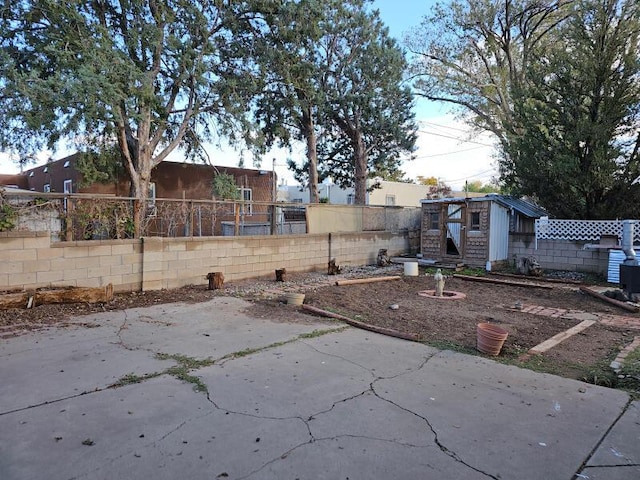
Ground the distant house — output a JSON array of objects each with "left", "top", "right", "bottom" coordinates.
[
  {"left": 4, "top": 154, "right": 276, "bottom": 203},
  {"left": 0, "top": 154, "right": 277, "bottom": 237},
  {"left": 420, "top": 194, "right": 547, "bottom": 268},
  {"left": 280, "top": 179, "right": 486, "bottom": 207}
]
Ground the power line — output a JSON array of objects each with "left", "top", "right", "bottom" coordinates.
[
  {"left": 417, "top": 129, "right": 494, "bottom": 147},
  {"left": 412, "top": 145, "right": 487, "bottom": 159},
  {"left": 444, "top": 168, "right": 497, "bottom": 183},
  {"left": 419, "top": 120, "right": 473, "bottom": 133}
]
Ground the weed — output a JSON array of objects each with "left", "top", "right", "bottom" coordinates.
[
  {"left": 165, "top": 365, "right": 209, "bottom": 393},
  {"left": 426, "top": 340, "right": 476, "bottom": 355},
  {"left": 110, "top": 371, "right": 161, "bottom": 388},
  {"left": 155, "top": 353, "right": 215, "bottom": 393},
  {"left": 155, "top": 353, "right": 215, "bottom": 370},
  {"left": 299, "top": 327, "right": 348, "bottom": 339}
]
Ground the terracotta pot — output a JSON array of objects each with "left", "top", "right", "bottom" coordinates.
[
  {"left": 285, "top": 293, "right": 305, "bottom": 306},
  {"left": 477, "top": 323, "right": 508, "bottom": 356}
]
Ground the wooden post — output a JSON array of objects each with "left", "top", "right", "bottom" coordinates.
[
  {"left": 206, "top": 272, "right": 225, "bottom": 290},
  {"left": 65, "top": 196, "right": 74, "bottom": 241},
  {"left": 234, "top": 203, "right": 240, "bottom": 236},
  {"left": 270, "top": 204, "right": 277, "bottom": 236}
]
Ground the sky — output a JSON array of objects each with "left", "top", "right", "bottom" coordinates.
[{"left": 0, "top": 0, "right": 498, "bottom": 191}]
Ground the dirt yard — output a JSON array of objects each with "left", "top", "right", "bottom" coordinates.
[{"left": 1, "top": 265, "right": 638, "bottom": 392}]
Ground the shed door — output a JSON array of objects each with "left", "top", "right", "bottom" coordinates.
[{"left": 442, "top": 203, "right": 465, "bottom": 258}]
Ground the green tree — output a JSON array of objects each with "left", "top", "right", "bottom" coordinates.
[
  {"left": 464, "top": 180, "right": 499, "bottom": 194},
  {"left": 407, "top": 0, "right": 640, "bottom": 219},
  {"left": 255, "top": 0, "right": 416, "bottom": 204},
  {"left": 250, "top": 0, "right": 326, "bottom": 203},
  {"left": 319, "top": 1, "right": 417, "bottom": 203},
  {"left": 406, "top": 0, "right": 568, "bottom": 151},
  {"left": 0, "top": 1, "right": 257, "bottom": 236},
  {"left": 503, "top": 0, "right": 640, "bottom": 218}
]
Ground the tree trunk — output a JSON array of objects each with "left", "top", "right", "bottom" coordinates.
[
  {"left": 302, "top": 108, "right": 319, "bottom": 203},
  {"left": 353, "top": 132, "right": 368, "bottom": 205}
]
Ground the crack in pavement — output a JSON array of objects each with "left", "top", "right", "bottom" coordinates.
[
  {"left": 573, "top": 397, "right": 635, "bottom": 478},
  {"left": 369, "top": 351, "right": 500, "bottom": 480},
  {"left": 231, "top": 347, "right": 448, "bottom": 479},
  {"left": 0, "top": 389, "right": 101, "bottom": 417}
]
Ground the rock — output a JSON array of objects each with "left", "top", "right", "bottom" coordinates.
[{"left": 389, "top": 304, "right": 399, "bottom": 310}]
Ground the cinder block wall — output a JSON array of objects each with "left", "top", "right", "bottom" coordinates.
[
  {"left": 141, "top": 231, "right": 409, "bottom": 290},
  {"left": 0, "top": 231, "right": 142, "bottom": 292},
  {"left": 1, "top": 231, "right": 410, "bottom": 293},
  {"left": 509, "top": 234, "right": 610, "bottom": 274}
]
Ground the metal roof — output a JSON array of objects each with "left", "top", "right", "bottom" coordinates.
[
  {"left": 420, "top": 194, "right": 546, "bottom": 218},
  {"left": 490, "top": 195, "right": 547, "bottom": 218}
]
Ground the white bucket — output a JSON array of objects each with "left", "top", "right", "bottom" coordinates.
[{"left": 404, "top": 262, "right": 419, "bottom": 276}]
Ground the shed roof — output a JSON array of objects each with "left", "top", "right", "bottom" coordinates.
[{"left": 420, "top": 194, "right": 546, "bottom": 218}]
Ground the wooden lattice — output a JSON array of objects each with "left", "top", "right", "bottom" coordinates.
[{"left": 535, "top": 219, "right": 640, "bottom": 243}]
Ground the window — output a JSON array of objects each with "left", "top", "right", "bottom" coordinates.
[
  {"left": 43, "top": 166, "right": 48, "bottom": 173},
  {"left": 63, "top": 179, "right": 72, "bottom": 211},
  {"left": 238, "top": 187, "right": 252, "bottom": 216},
  {"left": 347, "top": 194, "right": 355, "bottom": 205},
  {"left": 385, "top": 195, "right": 396, "bottom": 206},
  {"left": 147, "top": 182, "right": 157, "bottom": 216},
  {"left": 63, "top": 160, "right": 71, "bottom": 168},
  {"left": 43, "top": 184, "right": 51, "bottom": 193},
  {"left": 429, "top": 212, "right": 440, "bottom": 230},
  {"left": 148, "top": 182, "right": 156, "bottom": 204},
  {"left": 470, "top": 212, "right": 481, "bottom": 231}
]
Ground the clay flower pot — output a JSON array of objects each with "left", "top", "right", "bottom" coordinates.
[{"left": 477, "top": 323, "right": 509, "bottom": 356}]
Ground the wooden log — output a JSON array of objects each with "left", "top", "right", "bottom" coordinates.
[
  {"left": 579, "top": 286, "right": 639, "bottom": 313},
  {"left": 0, "top": 292, "right": 31, "bottom": 309},
  {"left": 206, "top": 272, "right": 225, "bottom": 290},
  {"left": 335, "top": 276, "right": 402, "bottom": 286},
  {"left": 301, "top": 304, "right": 421, "bottom": 342},
  {"left": 453, "top": 274, "right": 553, "bottom": 290},
  {"left": 34, "top": 284, "right": 114, "bottom": 306},
  {"left": 275, "top": 268, "right": 287, "bottom": 282},
  {"left": 0, "top": 284, "right": 114, "bottom": 310}
]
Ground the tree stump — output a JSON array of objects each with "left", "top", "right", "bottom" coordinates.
[
  {"left": 207, "top": 272, "right": 224, "bottom": 290},
  {"left": 275, "top": 268, "right": 287, "bottom": 282},
  {"left": 377, "top": 249, "right": 390, "bottom": 266},
  {"left": 328, "top": 258, "right": 342, "bottom": 275}
]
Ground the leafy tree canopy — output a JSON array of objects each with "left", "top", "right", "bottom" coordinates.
[
  {"left": 0, "top": 0, "right": 260, "bottom": 235},
  {"left": 407, "top": 0, "right": 640, "bottom": 219}
]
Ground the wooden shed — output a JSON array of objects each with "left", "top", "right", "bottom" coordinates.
[{"left": 420, "top": 195, "right": 546, "bottom": 268}]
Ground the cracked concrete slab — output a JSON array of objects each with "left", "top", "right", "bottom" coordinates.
[
  {"left": 200, "top": 335, "right": 374, "bottom": 419},
  {"left": 0, "top": 297, "right": 634, "bottom": 480},
  {"left": 92, "top": 297, "right": 333, "bottom": 359},
  {"left": 0, "top": 326, "right": 170, "bottom": 414},
  {"left": 586, "top": 401, "right": 640, "bottom": 467},
  {"left": 374, "top": 350, "right": 630, "bottom": 480},
  {"left": 0, "top": 376, "right": 310, "bottom": 480}
]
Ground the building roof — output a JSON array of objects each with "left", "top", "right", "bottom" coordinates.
[
  {"left": 490, "top": 195, "right": 547, "bottom": 218},
  {"left": 421, "top": 194, "right": 547, "bottom": 218}
]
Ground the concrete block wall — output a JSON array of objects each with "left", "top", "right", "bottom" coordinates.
[
  {"left": 1, "top": 231, "right": 411, "bottom": 293},
  {"left": 509, "top": 234, "right": 609, "bottom": 274},
  {"left": 0, "top": 231, "right": 142, "bottom": 292},
  {"left": 141, "top": 231, "right": 410, "bottom": 291}
]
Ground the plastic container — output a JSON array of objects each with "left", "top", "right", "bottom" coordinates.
[{"left": 404, "top": 262, "right": 419, "bottom": 276}]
